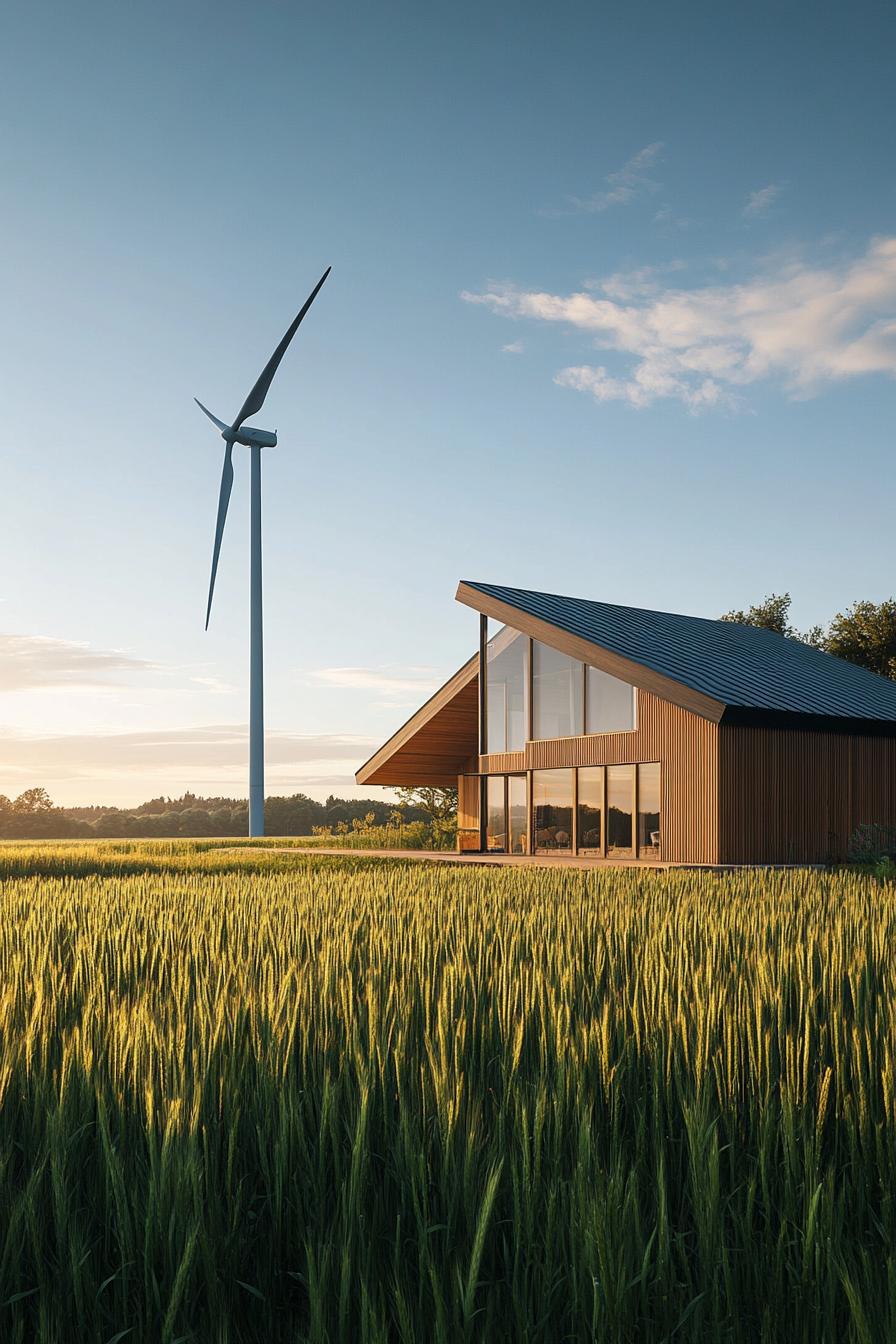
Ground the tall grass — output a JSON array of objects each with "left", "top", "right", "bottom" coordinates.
[{"left": 0, "top": 844, "right": 893, "bottom": 1340}]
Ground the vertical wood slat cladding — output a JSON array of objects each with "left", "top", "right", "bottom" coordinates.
[
  {"left": 524, "top": 690, "right": 719, "bottom": 864},
  {"left": 478, "top": 751, "right": 526, "bottom": 775},
  {"left": 457, "top": 774, "right": 481, "bottom": 831},
  {"left": 719, "top": 727, "right": 896, "bottom": 863}
]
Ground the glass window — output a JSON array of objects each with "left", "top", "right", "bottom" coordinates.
[
  {"left": 532, "top": 641, "right": 583, "bottom": 741},
  {"left": 508, "top": 776, "right": 528, "bottom": 854},
  {"left": 577, "top": 767, "right": 604, "bottom": 854},
  {"left": 606, "top": 765, "right": 634, "bottom": 856},
  {"left": 486, "top": 626, "right": 529, "bottom": 753},
  {"left": 532, "top": 769, "right": 574, "bottom": 854},
  {"left": 637, "top": 763, "right": 661, "bottom": 860},
  {"left": 586, "top": 666, "right": 635, "bottom": 734},
  {"left": 486, "top": 776, "right": 506, "bottom": 851}
]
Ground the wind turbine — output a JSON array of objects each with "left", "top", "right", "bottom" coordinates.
[{"left": 196, "top": 267, "right": 331, "bottom": 837}]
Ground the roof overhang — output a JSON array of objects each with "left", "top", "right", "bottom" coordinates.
[
  {"left": 456, "top": 580, "right": 726, "bottom": 724},
  {"left": 355, "top": 654, "right": 479, "bottom": 786},
  {"left": 357, "top": 584, "right": 896, "bottom": 785}
]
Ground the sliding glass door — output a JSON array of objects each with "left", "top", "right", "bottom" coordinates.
[
  {"left": 509, "top": 775, "right": 528, "bottom": 854},
  {"left": 486, "top": 776, "right": 507, "bottom": 851},
  {"left": 485, "top": 775, "right": 528, "bottom": 853}
]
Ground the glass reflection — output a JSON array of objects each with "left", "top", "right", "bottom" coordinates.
[
  {"left": 577, "top": 767, "right": 603, "bottom": 854},
  {"left": 486, "top": 626, "right": 529, "bottom": 753},
  {"left": 586, "top": 666, "right": 635, "bottom": 734},
  {"left": 637, "top": 763, "right": 661, "bottom": 859},
  {"left": 533, "top": 769, "right": 574, "bottom": 854},
  {"left": 486, "top": 776, "right": 506, "bottom": 851},
  {"left": 532, "top": 642, "right": 583, "bottom": 741},
  {"left": 509, "top": 775, "right": 528, "bottom": 854},
  {"left": 606, "top": 764, "right": 634, "bottom": 856}
]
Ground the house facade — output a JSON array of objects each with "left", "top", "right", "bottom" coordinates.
[{"left": 356, "top": 582, "right": 896, "bottom": 865}]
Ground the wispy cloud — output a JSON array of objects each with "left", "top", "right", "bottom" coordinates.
[
  {"left": 302, "top": 665, "right": 443, "bottom": 705},
  {"left": 502, "top": 341, "right": 525, "bottom": 354},
  {"left": 461, "top": 235, "right": 896, "bottom": 410},
  {"left": 0, "top": 724, "right": 377, "bottom": 804},
  {"left": 743, "top": 183, "right": 782, "bottom": 218},
  {"left": 0, "top": 635, "right": 155, "bottom": 692},
  {"left": 544, "top": 142, "right": 664, "bottom": 216},
  {"left": 0, "top": 634, "right": 239, "bottom": 700}
]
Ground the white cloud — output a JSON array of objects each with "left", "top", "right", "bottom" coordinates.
[
  {"left": 0, "top": 724, "right": 377, "bottom": 806},
  {"left": 0, "top": 634, "right": 155, "bottom": 692},
  {"left": 545, "top": 142, "right": 664, "bottom": 216},
  {"left": 502, "top": 341, "right": 525, "bottom": 354},
  {"left": 461, "top": 235, "right": 896, "bottom": 410},
  {"left": 302, "top": 665, "right": 444, "bottom": 705},
  {"left": 744, "top": 183, "right": 782, "bottom": 217}
]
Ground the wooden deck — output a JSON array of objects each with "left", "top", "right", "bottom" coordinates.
[{"left": 255, "top": 847, "right": 820, "bottom": 872}]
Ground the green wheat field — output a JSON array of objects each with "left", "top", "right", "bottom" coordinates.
[{"left": 0, "top": 841, "right": 894, "bottom": 1342}]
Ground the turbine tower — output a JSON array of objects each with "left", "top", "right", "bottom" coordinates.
[{"left": 196, "top": 267, "right": 331, "bottom": 837}]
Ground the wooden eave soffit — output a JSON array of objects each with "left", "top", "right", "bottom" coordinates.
[{"left": 354, "top": 653, "right": 479, "bottom": 785}]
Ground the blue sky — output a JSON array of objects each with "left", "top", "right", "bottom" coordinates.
[{"left": 1, "top": 0, "right": 894, "bottom": 805}]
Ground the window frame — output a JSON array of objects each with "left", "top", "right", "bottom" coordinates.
[{"left": 480, "top": 623, "right": 638, "bottom": 748}]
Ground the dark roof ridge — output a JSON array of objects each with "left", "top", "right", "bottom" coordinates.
[{"left": 459, "top": 579, "right": 896, "bottom": 724}]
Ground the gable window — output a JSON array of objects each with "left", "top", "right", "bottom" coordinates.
[
  {"left": 486, "top": 625, "right": 529, "bottom": 753},
  {"left": 532, "top": 641, "right": 584, "bottom": 740},
  {"left": 586, "top": 665, "right": 636, "bottom": 733}
]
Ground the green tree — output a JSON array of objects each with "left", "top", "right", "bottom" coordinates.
[
  {"left": 721, "top": 593, "right": 796, "bottom": 637},
  {"left": 13, "top": 787, "right": 54, "bottom": 814},
  {"left": 395, "top": 786, "right": 457, "bottom": 851},
  {"left": 825, "top": 599, "right": 896, "bottom": 679},
  {"left": 720, "top": 593, "right": 825, "bottom": 647}
]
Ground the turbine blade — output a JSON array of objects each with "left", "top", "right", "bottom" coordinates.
[
  {"left": 205, "top": 443, "right": 234, "bottom": 629},
  {"left": 195, "top": 398, "right": 231, "bottom": 434},
  {"left": 233, "top": 266, "right": 331, "bottom": 430}
]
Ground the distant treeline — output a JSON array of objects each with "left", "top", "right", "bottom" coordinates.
[{"left": 0, "top": 789, "right": 428, "bottom": 840}]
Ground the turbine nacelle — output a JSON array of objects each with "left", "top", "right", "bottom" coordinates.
[
  {"left": 227, "top": 424, "right": 277, "bottom": 449},
  {"left": 194, "top": 399, "right": 276, "bottom": 447}
]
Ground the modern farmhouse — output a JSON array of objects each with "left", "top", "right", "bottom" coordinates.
[{"left": 356, "top": 582, "right": 896, "bottom": 865}]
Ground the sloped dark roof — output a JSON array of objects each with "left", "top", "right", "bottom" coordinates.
[{"left": 461, "top": 581, "right": 896, "bottom": 727}]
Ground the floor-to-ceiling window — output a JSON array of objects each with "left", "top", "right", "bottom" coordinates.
[
  {"left": 577, "top": 767, "right": 604, "bottom": 855},
  {"left": 483, "top": 775, "right": 528, "bottom": 853},
  {"left": 486, "top": 776, "right": 507, "bottom": 851},
  {"left": 637, "top": 763, "right": 661, "bottom": 859},
  {"left": 476, "top": 765, "right": 660, "bottom": 859},
  {"left": 508, "top": 775, "right": 528, "bottom": 854},
  {"left": 586, "top": 665, "right": 636, "bottom": 733},
  {"left": 486, "top": 625, "right": 529, "bottom": 753},
  {"left": 532, "top": 642, "right": 583, "bottom": 740},
  {"left": 532, "top": 769, "right": 574, "bottom": 853},
  {"left": 606, "top": 764, "right": 635, "bottom": 856}
]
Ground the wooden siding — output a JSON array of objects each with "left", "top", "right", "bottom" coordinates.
[
  {"left": 479, "top": 751, "right": 526, "bottom": 774},
  {"left": 457, "top": 775, "right": 481, "bottom": 831},
  {"left": 719, "top": 726, "right": 896, "bottom": 863},
  {"left": 524, "top": 690, "right": 719, "bottom": 864}
]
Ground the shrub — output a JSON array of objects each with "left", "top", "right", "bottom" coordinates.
[{"left": 847, "top": 822, "right": 896, "bottom": 864}]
